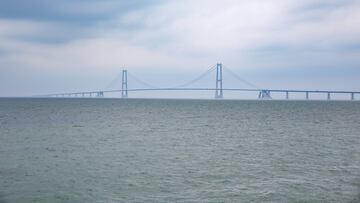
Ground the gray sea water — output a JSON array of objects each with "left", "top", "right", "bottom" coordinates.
[{"left": 0, "top": 98, "right": 360, "bottom": 203}]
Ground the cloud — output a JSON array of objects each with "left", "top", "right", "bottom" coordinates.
[
  {"left": 2, "top": 0, "right": 360, "bottom": 63},
  {"left": 0, "top": 0, "right": 162, "bottom": 23},
  {"left": 116, "top": 0, "right": 360, "bottom": 52},
  {"left": 86, "top": 0, "right": 360, "bottom": 70},
  {"left": 0, "top": 0, "right": 360, "bottom": 96}
]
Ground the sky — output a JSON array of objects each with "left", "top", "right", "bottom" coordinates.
[{"left": 0, "top": 0, "right": 360, "bottom": 97}]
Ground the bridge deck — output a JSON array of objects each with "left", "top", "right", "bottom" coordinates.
[{"left": 37, "top": 88, "right": 360, "bottom": 99}]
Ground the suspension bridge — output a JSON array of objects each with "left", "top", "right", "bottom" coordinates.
[{"left": 38, "top": 63, "right": 359, "bottom": 100}]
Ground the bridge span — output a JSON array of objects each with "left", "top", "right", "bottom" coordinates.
[
  {"left": 36, "top": 63, "right": 359, "bottom": 100},
  {"left": 38, "top": 88, "right": 360, "bottom": 100}
]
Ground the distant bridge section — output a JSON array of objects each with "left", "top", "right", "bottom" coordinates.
[{"left": 36, "top": 63, "right": 360, "bottom": 100}]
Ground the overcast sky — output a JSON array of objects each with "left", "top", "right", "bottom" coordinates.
[{"left": 0, "top": 0, "right": 359, "bottom": 97}]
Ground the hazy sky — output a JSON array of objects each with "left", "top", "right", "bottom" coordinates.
[{"left": 0, "top": 0, "right": 360, "bottom": 97}]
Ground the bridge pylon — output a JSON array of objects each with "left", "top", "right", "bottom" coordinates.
[
  {"left": 215, "top": 63, "right": 223, "bottom": 99},
  {"left": 122, "top": 70, "right": 128, "bottom": 98}
]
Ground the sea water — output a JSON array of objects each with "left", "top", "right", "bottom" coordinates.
[{"left": 0, "top": 98, "right": 359, "bottom": 202}]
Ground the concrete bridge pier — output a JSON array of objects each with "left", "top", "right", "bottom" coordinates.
[
  {"left": 258, "top": 90, "right": 272, "bottom": 100},
  {"left": 97, "top": 92, "right": 104, "bottom": 98}
]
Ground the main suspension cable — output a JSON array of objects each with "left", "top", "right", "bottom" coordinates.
[
  {"left": 171, "top": 65, "right": 217, "bottom": 88},
  {"left": 128, "top": 72, "right": 159, "bottom": 89},
  {"left": 223, "top": 65, "right": 259, "bottom": 89}
]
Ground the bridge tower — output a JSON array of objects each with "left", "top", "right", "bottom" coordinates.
[
  {"left": 122, "top": 70, "right": 128, "bottom": 98},
  {"left": 215, "top": 63, "right": 223, "bottom": 99}
]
